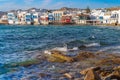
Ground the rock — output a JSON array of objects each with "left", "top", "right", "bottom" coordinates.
[
  {"left": 98, "top": 67, "right": 113, "bottom": 77},
  {"left": 78, "top": 45, "right": 87, "bottom": 49},
  {"left": 59, "top": 77, "right": 69, "bottom": 80},
  {"left": 59, "top": 70, "right": 69, "bottom": 74},
  {"left": 46, "top": 50, "right": 74, "bottom": 63},
  {"left": 63, "top": 73, "right": 74, "bottom": 79},
  {"left": 21, "top": 76, "right": 39, "bottom": 80},
  {"left": 104, "top": 66, "right": 120, "bottom": 80},
  {"left": 111, "top": 70, "right": 120, "bottom": 79},
  {"left": 97, "top": 58, "right": 120, "bottom": 66},
  {"left": 36, "top": 54, "right": 46, "bottom": 61},
  {"left": 74, "top": 52, "right": 95, "bottom": 61},
  {"left": 84, "top": 69, "right": 101, "bottom": 80},
  {"left": 107, "top": 54, "right": 120, "bottom": 58},
  {"left": 103, "top": 68, "right": 120, "bottom": 80},
  {"left": 74, "top": 78, "right": 82, "bottom": 80},
  {"left": 100, "top": 71, "right": 112, "bottom": 78},
  {"left": 39, "top": 73, "right": 51, "bottom": 78},
  {"left": 80, "top": 67, "right": 101, "bottom": 80},
  {"left": 80, "top": 67, "right": 100, "bottom": 75},
  {"left": 113, "top": 66, "right": 120, "bottom": 71}
]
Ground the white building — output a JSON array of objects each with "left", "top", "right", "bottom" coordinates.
[
  {"left": 52, "top": 10, "right": 66, "bottom": 23},
  {"left": 40, "top": 13, "right": 49, "bottom": 25},
  {"left": 25, "top": 13, "right": 33, "bottom": 25},
  {"left": 32, "top": 12, "right": 40, "bottom": 25},
  {"left": 17, "top": 11, "right": 27, "bottom": 24},
  {"left": 7, "top": 12, "right": 16, "bottom": 24},
  {"left": 0, "top": 15, "right": 8, "bottom": 24},
  {"left": 1, "top": 15, "right": 8, "bottom": 21}
]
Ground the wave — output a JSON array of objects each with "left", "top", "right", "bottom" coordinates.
[
  {"left": 99, "top": 45, "right": 120, "bottom": 53},
  {"left": 85, "top": 43, "right": 101, "bottom": 47}
]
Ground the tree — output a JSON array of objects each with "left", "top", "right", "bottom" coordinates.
[{"left": 86, "top": 6, "right": 91, "bottom": 13}]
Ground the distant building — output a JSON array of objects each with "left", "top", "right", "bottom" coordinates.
[
  {"left": 0, "top": 15, "right": 8, "bottom": 24},
  {"left": 48, "top": 13, "right": 54, "bottom": 24},
  {"left": 25, "top": 13, "right": 33, "bottom": 25},
  {"left": 17, "top": 11, "right": 27, "bottom": 25},
  {"left": 52, "top": 10, "right": 66, "bottom": 23},
  {"left": 61, "top": 15, "right": 73, "bottom": 24},
  {"left": 118, "top": 10, "right": 120, "bottom": 24},
  {"left": 75, "top": 14, "right": 90, "bottom": 24},
  {"left": 40, "top": 13, "right": 49, "bottom": 25},
  {"left": 32, "top": 12, "right": 40, "bottom": 25},
  {"left": 109, "top": 10, "right": 120, "bottom": 25},
  {"left": 103, "top": 12, "right": 111, "bottom": 24},
  {"left": 7, "top": 12, "right": 16, "bottom": 24}
]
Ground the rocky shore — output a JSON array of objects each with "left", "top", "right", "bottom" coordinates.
[
  {"left": 1, "top": 50, "right": 120, "bottom": 80},
  {"left": 35, "top": 50, "right": 120, "bottom": 80}
]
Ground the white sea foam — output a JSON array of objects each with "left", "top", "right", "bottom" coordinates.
[
  {"left": 85, "top": 43, "right": 100, "bottom": 47},
  {"left": 99, "top": 45, "right": 120, "bottom": 53}
]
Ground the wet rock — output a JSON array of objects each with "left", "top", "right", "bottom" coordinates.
[
  {"left": 111, "top": 70, "right": 120, "bottom": 79},
  {"left": 74, "top": 78, "right": 83, "bottom": 80},
  {"left": 59, "top": 77, "right": 69, "bottom": 80},
  {"left": 59, "top": 70, "right": 69, "bottom": 74},
  {"left": 107, "top": 54, "right": 120, "bottom": 58},
  {"left": 78, "top": 45, "right": 87, "bottom": 49},
  {"left": 113, "top": 66, "right": 120, "bottom": 71},
  {"left": 39, "top": 73, "right": 51, "bottom": 79},
  {"left": 84, "top": 69, "right": 101, "bottom": 80},
  {"left": 63, "top": 73, "right": 74, "bottom": 79},
  {"left": 98, "top": 67, "right": 113, "bottom": 77},
  {"left": 103, "top": 70, "right": 120, "bottom": 80},
  {"left": 100, "top": 71, "right": 112, "bottom": 78},
  {"left": 21, "top": 76, "right": 39, "bottom": 80},
  {"left": 80, "top": 67, "right": 100, "bottom": 75},
  {"left": 36, "top": 54, "right": 46, "bottom": 61},
  {"left": 80, "top": 67, "right": 101, "bottom": 80},
  {"left": 74, "top": 72, "right": 82, "bottom": 78},
  {"left": 74, "top": 52, "right": 95, "bottom": 61},
  {"left": 46, "top": 50, "right": 74, "bottom": 63},
  {"left": 97, "top": 58, "right": 120, "bottom": 66}
]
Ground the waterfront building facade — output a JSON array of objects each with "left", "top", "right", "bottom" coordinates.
[
  {"left": 7, "top": 12, "right": 16, "bottom": 24},
  {"left": 32, "top": 12, "right": 40, "bottom": 25},
  {"left": 48, "top": 13, "right": 54, "bottom": 24},
  {"left": 61, "top": 15, "right": 73, "bottom": 24},
  {"left": 52, "top": 10, "right": 66, "bottom": 23},
  {"left": 75, "top": 14, "right": 90, "bottom": 24},
  {"left": 0, "top": 7, "right": 120, "bottom": 25},
  {"left": 0, "top": 15, "right": 8, "bottom": 24},
  {"left": 25, "top": 13, "right": 33, "bottom": 25},
  {"left": 40, "top": 13, "right": 49, "bottom": 25},
  {"left": 17, "top": 11, "right": 27, "bottom": 25}
]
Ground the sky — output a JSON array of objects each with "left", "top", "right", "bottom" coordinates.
[{"left": 0, "top": 0, "right": 120, "bottom": 11}]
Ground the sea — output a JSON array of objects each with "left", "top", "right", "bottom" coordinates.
[{"left": 0, "top": 25, "right": 120, "bottom": 79}]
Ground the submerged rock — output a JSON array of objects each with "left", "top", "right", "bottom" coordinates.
[
  {"left": 97, "top": 58, "right": 120, "bottom": 66},
  {"left": 74, "top": 52, "right": 96, "bottom": 61},
  {"left": 63, "top": 73, "right": 74, "bottom": 79},
  {"left": 45, "top": 50, "right": 74, "bottom": 63}
]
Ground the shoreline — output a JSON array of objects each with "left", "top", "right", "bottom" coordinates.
[
  {"left": 0, "top": 23, "right": 120, "bottom": 27},
  {"left": 1, "top": 50, "right": 120, "bottom": 80}
]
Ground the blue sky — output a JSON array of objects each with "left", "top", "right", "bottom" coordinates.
[{"left": 0, "top": 0, "right": 120, "bottom": 11}]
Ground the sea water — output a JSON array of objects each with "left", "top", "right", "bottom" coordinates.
[
  {"left": 0, "top": 25, "right": 120, "bottom": 64},
  {"left": 1, "top": 25, "right": 120, "bottom": 79}
]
